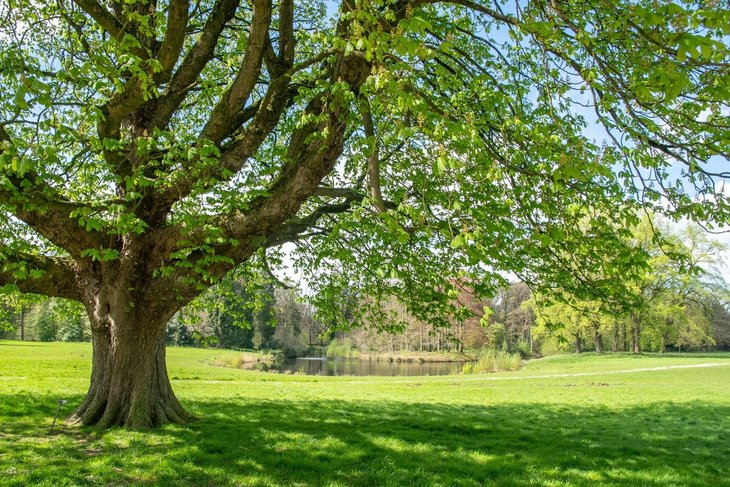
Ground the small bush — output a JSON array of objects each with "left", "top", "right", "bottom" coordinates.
[
  {"left": 538, "top": 338, "right": 561, "bottom": 357},
  {"left": 514, "top": 339, "right": 532, "bottom": 359},
  {"left": 462, "top": 348, "right": 522, "bottom": 374},
  {"left": 325, "top": 338, "right": 359, "bottom": 358},
  {"left": 218, "top": 351, "right": 275, "bottom": 368}
]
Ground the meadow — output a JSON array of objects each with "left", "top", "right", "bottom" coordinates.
[{"left": 1, "top": 340, "right": 729, "bottom": 486}]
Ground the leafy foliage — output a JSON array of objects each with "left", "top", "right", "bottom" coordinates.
[
  {"left": 0, "top": 0, "right": 728, "bottom": 427},
  {"left": 527, "top": 217, "right": 727, "bottom": 353},
  {"left": 0, "top": 0, "right": 727, "bottom": 324}
]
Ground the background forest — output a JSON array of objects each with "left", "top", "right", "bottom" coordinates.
[{"left": 2, "top": 220, "right": 729, "bottom": 357}]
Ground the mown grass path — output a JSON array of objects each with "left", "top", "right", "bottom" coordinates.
[{"left": 1, "top": 341, "right": 729, "bottom": 486}]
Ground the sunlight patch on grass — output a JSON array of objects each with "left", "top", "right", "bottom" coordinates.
[{"left": 0, "top": 341, "right": 729, "bottom": 486}]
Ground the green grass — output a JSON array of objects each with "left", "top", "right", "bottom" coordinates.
[{"left": 1, "top": 341, "right": 729, "bottom": 486}]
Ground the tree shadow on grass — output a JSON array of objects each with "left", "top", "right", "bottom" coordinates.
[{"left": 0, "top": 394, "right": 728, "bottom": 486}]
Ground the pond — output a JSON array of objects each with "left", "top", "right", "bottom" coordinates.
[{"left": 244, "top": 357, "right": 465, "bottom": 376}]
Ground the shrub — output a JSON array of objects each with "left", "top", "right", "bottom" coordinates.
[
  {"left": 514, "top": 339, "right": 532, "bottom": 359},
  {"left": 462, "top": 348, "right": 522, "bottom": 374},
  {"left": 218, "top": 351, "right": 276, "bottom": 368},
  {"left": 325, "top": 338, "right": 359, "bottom": 358},
  {"left": 537, "top": 338, "right": 561, "bottom": 357},
  {"left": 34, "top": 301, "right": 58, "bottom": 342}
]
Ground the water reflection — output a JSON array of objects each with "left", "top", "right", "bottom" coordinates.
[{"left": 244, "top": 357, "right": 464, "bottom": 376}]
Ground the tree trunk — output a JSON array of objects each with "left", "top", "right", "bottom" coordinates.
[
  {"left": 631, "top": 328, "right": 636, "bottom": 352},
  {"left": 575, "top": 334, "right": 582, "bottom": 354},
  {"left": 612, "top": 321, "right": 619, "bottom": 352},
  {"left": 594, "top": 329, "right": 604, "bottom": 354},
  {"left": 633, "top": 325, "right": 641, "bottom": 354},
  {"left": 19, "top": 306, "right": 25, "bottom": 341},
  {"left": 68, "top": 283, "right": 192, "bottom": 429}
]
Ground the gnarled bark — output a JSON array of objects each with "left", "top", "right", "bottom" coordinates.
[{"left": 68, "top": 281, "right": 192, "bottom": 429}]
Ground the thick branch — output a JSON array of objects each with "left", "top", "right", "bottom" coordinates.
[
  {"left": 0, "top": 251, "right": 79, "bottom": 300},
  {"left": 360, "top": 100, "right": 387, "bottom": 213},
  {"left": 147, "top": 73, "right": 294, "bottom": 219},
  {"left": 72, "top": 0, "right": 150, "bottom": 60},
  {"left": 72, "top": 0, "right": 126, "bottom": 39},
  {"left": 218, "top": 63, "right": 369, "bottom": 250},
  {"left": 278, "top": 0, "right": 294, "bottom": 65},
  {"left": 0, "top": 179, "right": 106, "bottom": 256},
  {"left": 199, "top": 0, "right": 272, "bottom": 144},
  {"left": 146, "top": 48, "right": 339, "bottom": 219},
  {"left": 142, "top": 4, "right": 414, "bottom": 299},
  {"left": 0, "top": 130, "right": 105, "bottom": 255},
  {"left": 150, "top": 0, "right": 242, "bottom": 130},
  {"left": 152, "top": 55, "right": 371, "bottom": 298},
  {"left": 156, "top": 0, "right": 191, "bottom": 81}
]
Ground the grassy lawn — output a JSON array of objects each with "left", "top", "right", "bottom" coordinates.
[{"left": 1, "top": 341, "right": 729, "bottom": 486}]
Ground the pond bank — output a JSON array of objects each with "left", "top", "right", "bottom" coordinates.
[
  {"left": 356, "top": 351, "right": 474, "bottom": 363},
  {"left": 214, "top": 349, "right": 477, "bottom": 376},
  {"left": 214, "top": 350, "right": 278, "bottom": 368},
  {"left": 252, "top": 356, "right": 465, "bottom": 376}
]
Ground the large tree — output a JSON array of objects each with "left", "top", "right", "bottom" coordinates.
[{"left": 0, "top": 0, "right": 727, "bottom": 427}]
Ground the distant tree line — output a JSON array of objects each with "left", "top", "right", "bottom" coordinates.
[
  {"left": 328, "top": 280, "right": 729, "bottom": 356},
  {"left": 3, "top": 221, "right": 728, "bottom": 356},
  {"left": 325, "top": 219, "right": 730, "bottom": 356},
  {"left": 0, "top": 282, "right": 326, "bottom": 357},
  {"left": 165, "top": 281, "right": 329, "bottom": 357},
  {"left": 2, "top": 279, "right": 728, "bottom": 356},
  {"left": 0, "top": 295, "right": 90, "bottom": 342}
]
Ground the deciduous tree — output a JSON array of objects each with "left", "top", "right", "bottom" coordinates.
[{"left": 0, "top": 0, "right": 727, "bottom": 427}]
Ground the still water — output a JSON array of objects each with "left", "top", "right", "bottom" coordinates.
[{"left": 245, "top": 357, "right": 464, "bottom": 376}]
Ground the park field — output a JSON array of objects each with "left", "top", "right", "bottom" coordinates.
[{"left": 1, "top": 341, "right": 729, "bottom": 486}]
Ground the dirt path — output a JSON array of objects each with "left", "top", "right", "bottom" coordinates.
[
  {"left": 183, "top": 361, "right": 730, "bottom": 384},
  {"left": 374, "top": 362, "right": 730, "bottom": 384}
]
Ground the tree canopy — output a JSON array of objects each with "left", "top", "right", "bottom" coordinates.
[
  {"left": 527, "top": 218, "right": 727, "bottom": 354},
  {"left": 0, "top": 0, "right": 728, "bottom": 427}
]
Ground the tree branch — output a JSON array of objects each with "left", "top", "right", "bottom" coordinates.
[
  {"left": 0, "top": 251, "right": 79, "bottom": 301},
  {"left": 199, "top": 0, "right": 272, "bottom": 144},
  {"left": 143, "top": 50, "right": 335, "bottom": 222},
  {"left": 0, "top": 174, "right": 107, "bottom": 256},
  {"left": 156, "top": 0, "right": 191, "bottom": 82},
  {"left": 0, "top": 129, "right": 105, "bottom": 255},
  {"left": 278, "top": 0, "right": 294, "bottom": 65},
  {"left": 72, "top": 0, "right": 150, "bottom": 59},
  {"left": 360, "top": 99, "right": 387, "bottom": 213},
  {"left": 148, "top": 72, "right": 295, "bottom": 218},
  {"left": 150, "top": 0, "right": 242, "bottom": 130},
  {"left": 72, "top": 0, "right": 126, "bottom": 39},
  {"left": 417, "top": 0, "right": 518, "bottom": 25},
  {"left": 152, "top": 56, "right": 371, "bottom": 298}
]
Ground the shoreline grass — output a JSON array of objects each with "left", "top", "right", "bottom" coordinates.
[
  {"left": 1, "top": 340, "right": 729, "bottom": 486},
  {"left": 357, "top": 350, "right": 472, "bottom": 363},
  {"left": 461, "top": 349, "right": 522, "bottom": 374},
  {"left": 214, "top": 350, "right": 278, "bottom": 369}
]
